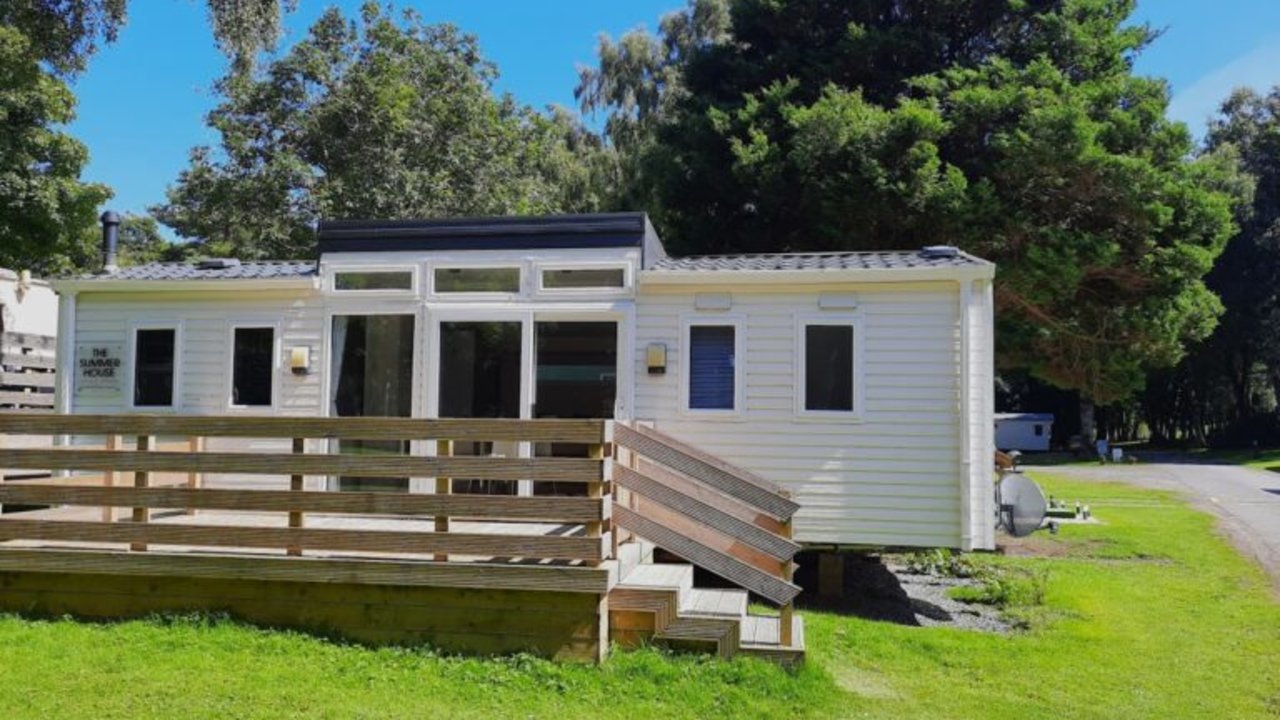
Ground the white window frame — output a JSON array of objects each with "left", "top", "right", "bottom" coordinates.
[
  {"left": 328, "top": 265, "right": 419, "bottom": 296},
  {"left": 428, "top": 262, "right": 526, "bottom": 300},
  {"left": 225, "top": 321, "right": 282, "bottom": 412},
  {"left": 535, "top": 263, "right": 632, "bottom": 298},
  {"left": 679, "top": 315, "right": 745, "bottom": 418},
  {"left": 795, "top": 313, "right": 864, "bottom": 421},
  {"left": 127, "top": 321, "right": 183, "bottom": 411}
]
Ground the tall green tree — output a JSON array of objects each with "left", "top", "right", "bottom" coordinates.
[
  {"left": 155, "top": 3, "right": 612, "bottom": 259},
  {"left": 0, "top": 24, "right": 110, "bottom": 274},
  {"left": 1141, "top": 87, "right": 1280, "bottom": 445},
  {"left": 580, "top": 0, "right": 1240, "bottom": 430}
]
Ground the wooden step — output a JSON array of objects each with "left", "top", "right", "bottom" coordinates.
[
  {"left": 617, "top": 562, "right": 692, "bottom": 593},
  {"left": 655, "top": 614, "right": 740, "bottom": 659},
  {"left": 739, "top": 614, "right": 805, "bottom": 666},
  {"left": 681, "top": 588, "right": 747, "bottom": 618}
]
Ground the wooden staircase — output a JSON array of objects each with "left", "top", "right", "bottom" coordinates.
[
  {"left": 607, "top": 423, "right": 805, "bottom": 664},
  {"left": 609, "top": 540, "right": 804, "bottom": 664}
]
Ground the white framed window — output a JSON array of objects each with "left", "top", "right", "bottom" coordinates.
[
  {"left": 796, "top": 314, "right": 864, "bottom": 419},
  {"left": 129, "top": 323, "right": 181, "bottom": 409},
  {"left": 537, "top": 264, "right": 630, "bottom": 295},
  {"left": 227, "top": 323, "right": 279, "bottom": 409},
  {"left": 431, "top": 265, "right": 523, "bottom": 296},
  {"left": 680, "top": 316, "right": 744, "bottom": 415},
  {"left": 329, "top": 267, "right": 417, "bottom": 294}
]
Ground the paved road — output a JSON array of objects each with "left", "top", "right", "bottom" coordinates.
[{"left": 1047, "top": 460, "right": 1280, "bottom": 591}]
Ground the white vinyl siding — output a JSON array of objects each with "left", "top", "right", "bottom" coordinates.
[
  {"left": 71, "top": 290, "right": 325, "bottom": 491},
  {"left": 72, "top": 291, "right": 324, "bottom": 417},
  {"left": 635, "top": 282, "right": 969, "bottom": 549}
]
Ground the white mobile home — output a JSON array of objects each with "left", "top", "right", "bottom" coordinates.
[
  {"left": 52, "top": 213, "right": 996, "bottom": 552},
  {"left": 994, "top": 412, "right": 1054, "bottom": 452}
]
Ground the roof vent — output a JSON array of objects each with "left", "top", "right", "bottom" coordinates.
[
  {"left": 920, "top": 245, "right": 960, "bottom": 259},
  {"left": 196, "top": 258, "right": 242, "bottom": 270}
]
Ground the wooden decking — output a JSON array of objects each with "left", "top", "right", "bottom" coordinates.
[{"left": 0, "top": 413, "right": 806, "bottom": 664}]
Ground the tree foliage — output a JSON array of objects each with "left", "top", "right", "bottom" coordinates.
[
  {"left": 1141, "top": 87, "right": 1280, "bottom": 445},
  {"left": 155, "top": 3, "right": 611, "bottom": 259},
  {"left": 0, "top": 0, "right": 296, "bottom": 274},
  {"left": 0, "top": 24, "right": 110, "bottom": 274},
  {"left": 1, "top": 0, "right": 293, "bottom": 77},
  {"left": 580, "top": 0, "right": 1241, "bottom": 406}
]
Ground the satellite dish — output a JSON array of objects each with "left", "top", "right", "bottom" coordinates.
[{"left": 997, "top": 473, "right": 1048, "bottom": 537}]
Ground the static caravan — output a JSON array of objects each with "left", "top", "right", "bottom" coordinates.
[
  {"left": 52, "top": 213, "right": 996, "bottom": 550},
  {"left": 994, "top": 412, "right": 1054, "bottom": 452}
]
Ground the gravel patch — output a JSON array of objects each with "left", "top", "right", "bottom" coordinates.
[{"left": 888, "top": 567, "right": 1013, "bottom": 633}]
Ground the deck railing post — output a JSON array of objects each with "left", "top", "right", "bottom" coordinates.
[
  {"left": 102, "top": 433, "right": 121, "bottom": 523},
  {"left": 587, "top": 431, "right": 608, "bottom": 565},
  {"left": 130, "top": 435, "right": 150, "bottom": 551},
  {"left": 185, "top": 435, "right": 203, "bottom": 515},
  {"left": 287, "top": 437, "right": 304, "bottom": 556},
  {"left": 434, "top": 439, "right": 452, "bottom": 562},
  {"left": 779, "top": 500, "right": 795, "bottom": 647}
]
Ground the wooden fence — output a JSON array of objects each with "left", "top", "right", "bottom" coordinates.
[
  {"left": 0, "top": 414, "right": 613, "bottom": 579},
  {"left": 0, "top": 331, "right": 55, "bottom": 410}
]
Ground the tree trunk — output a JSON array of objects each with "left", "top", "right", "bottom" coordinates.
[{"left": 1079, "top": 395, "right": 1096, "bottom": 445}]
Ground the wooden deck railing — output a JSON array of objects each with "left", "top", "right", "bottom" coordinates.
[
  {"left": 612, "top": 423, "right": 801, "bottom": 620},
  {"left": 0, "top": 331, "right": 56, "bottom": 410},
  {"left": 0, "top": 414, "right": 612, "bottom": 568}
]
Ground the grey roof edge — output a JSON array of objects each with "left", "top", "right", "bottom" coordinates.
[
  {"left": 647, "top": 248, "right": 995, "bottom": 274},
  {"left": 55, "top": 260, "right": 318, "bottom": 286}
]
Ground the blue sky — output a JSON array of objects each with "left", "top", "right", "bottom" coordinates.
[{"left": 66, "top": 1, "right": 1280, "bottom": 230}]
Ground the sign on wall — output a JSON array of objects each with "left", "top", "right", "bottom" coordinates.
[{"left": 75, "top": 342, "right": 123, "bottom": 395}]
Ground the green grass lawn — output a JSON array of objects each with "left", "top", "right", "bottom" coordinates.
[{"left": 0, "top": 473, "right": 1277, "bottom": 719}]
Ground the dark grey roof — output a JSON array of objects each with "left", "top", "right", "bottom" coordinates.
[
  {"left": 317, "top": 213, "right": 650, "bottom": 254},
  {"left": 79, "top": 260, "right": 316, "bottom": 281},
  {"left": 651, "top": 249, "right": 989, "bottom": 272}
]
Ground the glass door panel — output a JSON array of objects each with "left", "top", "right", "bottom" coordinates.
[
  {"left": 533, "top": 321, "right": 618, "bottom": 497},
  {"left": 330, "top": 314, "right": 415, "bottom": 492},
  {"left": 438, "top": 321, "right": 523, "bottom": 495}
]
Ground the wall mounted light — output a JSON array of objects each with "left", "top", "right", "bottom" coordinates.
[
  {"left": 289, "top": 346, "right": 311, "bottom": 375},
  {"left": 646, "top": 343, "right": 667, "bottom": 375}
]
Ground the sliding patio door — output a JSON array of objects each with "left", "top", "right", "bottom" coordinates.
[
  {"left": 431, "top": 315, "right": 621, "bottom": 497},
  {"left": 437, "top": 320, "right": 523, "bottom": 495},
  {"left": 330, "top": 313, "right": 415, "bottom": 492}
]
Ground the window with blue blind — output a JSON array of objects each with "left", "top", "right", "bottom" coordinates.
[{"left": 688, "top": 325, "right": 737, "bottom": 410}]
